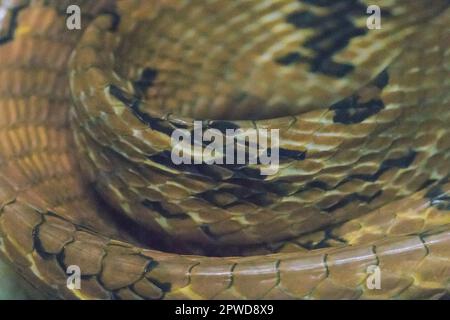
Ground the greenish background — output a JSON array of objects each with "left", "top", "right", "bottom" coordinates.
[{"left": 0, "top": 258, "right": 40, "bottom": 300}]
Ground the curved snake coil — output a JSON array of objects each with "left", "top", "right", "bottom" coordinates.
[{"left": 0, "top": 0, "right": 449, "bottom": 300}]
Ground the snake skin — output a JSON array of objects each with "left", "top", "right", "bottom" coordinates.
[{"left": 0, "top": 0, "right": 449, "bottom": 299}]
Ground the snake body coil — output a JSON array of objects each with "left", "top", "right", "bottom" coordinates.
[{"left": 0, "top": 0, "right": 450, "bottom": 299}]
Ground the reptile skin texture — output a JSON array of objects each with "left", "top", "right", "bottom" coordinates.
[{"left": 0, "top": 0, "right": 449, "bottom": 299}]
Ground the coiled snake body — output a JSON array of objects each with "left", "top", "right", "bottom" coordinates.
[{"left": 0, "top": 0, "right": 450, "bottom": 299}]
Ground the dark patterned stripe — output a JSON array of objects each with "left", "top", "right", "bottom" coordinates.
[
  {"left": 277, "top": 0, "right": 370, "bottom": 77},
  {"left": 323, "top": 189, "right": 382, "bottom": 213},
  {"left": 330, "top": 69, "right": 390, "bottom": 124},
  {"left": 426, "top": 183, "right": 450, "bottom": 211},
  {"left": 109, "top": 85, "right": 308, "bottom": 168},
  {"left": 0, "top": 2, "right": 29, "bottom": 45},
  {"left": 142, "top": 199, "right": 190, "bottom": 220},
  {"left": 133, "top": 68, "right": 158, "bottom": 98},
  {"left": 297, "top": 150, "right": 417, "bottom": 193}
]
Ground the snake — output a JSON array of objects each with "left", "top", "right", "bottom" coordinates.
[{"left": 0, "top": 0, "right": 449, "bottom": 300}]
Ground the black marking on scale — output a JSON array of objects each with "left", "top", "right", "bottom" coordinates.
[{"left": 0, "top": 2, "right": 30, "bottom": 45}]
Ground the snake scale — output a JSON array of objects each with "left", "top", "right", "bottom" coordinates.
[{"left": 0, "top": 0, "right": 449, "bottom": 300}]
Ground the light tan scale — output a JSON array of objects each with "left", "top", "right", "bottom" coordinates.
[{"left": 0, "top": 0, "right": 449, "bottom": 299}]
